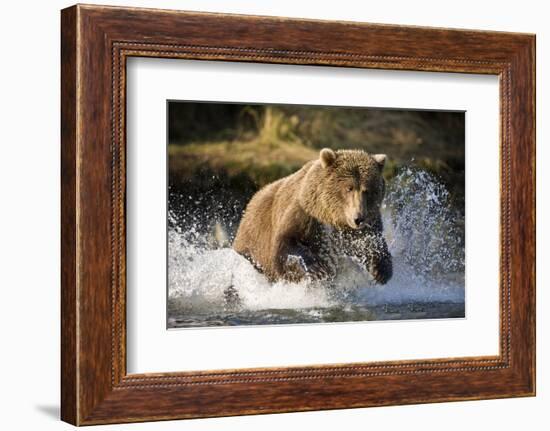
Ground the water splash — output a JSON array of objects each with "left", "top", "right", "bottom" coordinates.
[
  {"left": 383, "top": 167, "right": 464, "bottom": 277},
  {"left": 167, "top": 168, "right": 465, "bottom": 327}
]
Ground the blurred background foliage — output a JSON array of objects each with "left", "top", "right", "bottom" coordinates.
[{"left": 168, "top": 102, "right": 465, "bottom": 213}]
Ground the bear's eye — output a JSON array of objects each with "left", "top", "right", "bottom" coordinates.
[{"left": 347, "top": 185, "right": 353, "bottom": 192}]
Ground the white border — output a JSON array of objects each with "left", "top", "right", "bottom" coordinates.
[{"left": 126, "top": 58, "right": 500, "bottom": 373}]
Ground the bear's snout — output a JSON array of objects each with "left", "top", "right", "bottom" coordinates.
[{"left": 347, "top": 213, "right": 366, "bottom": 229}]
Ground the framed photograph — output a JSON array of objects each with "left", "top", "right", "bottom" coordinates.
[{"left": 61, "top": 4, "right": 535, "bottom": 425}]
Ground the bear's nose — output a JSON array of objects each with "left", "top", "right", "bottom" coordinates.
[{"left": 354, "top": 216, "right": 365, "bottom": 226}]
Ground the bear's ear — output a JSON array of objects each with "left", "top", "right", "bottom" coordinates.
[
  {"left": 320, "top": 148, "right": 337, "bottom": 168},
  {"left": 372, "top": 154, "right": 387, "bottom": 170}
]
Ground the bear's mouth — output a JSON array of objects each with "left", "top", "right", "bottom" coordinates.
[{"left": 347, "top": 219, "right": 366, "bottom": 230}]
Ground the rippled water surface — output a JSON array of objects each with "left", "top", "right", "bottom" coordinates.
[{"left": 167, "top": 168, "right": 465, "bottom": 328}]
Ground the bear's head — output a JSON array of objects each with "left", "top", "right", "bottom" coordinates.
[{"left": 299, "top": 148, "right": 387, "bottom": 230}]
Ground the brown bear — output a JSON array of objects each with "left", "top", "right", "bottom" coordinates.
[{"left": 233, "top": 148, "right": 393, "bottom": 284}]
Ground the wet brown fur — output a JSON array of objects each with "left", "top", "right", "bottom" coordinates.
[{"left": 233, "top": 149, "right": 392, "bottom": 283}]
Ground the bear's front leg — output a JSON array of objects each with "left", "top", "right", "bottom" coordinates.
[
  {"left": 365, "top": 234, "right": 393, "bottom": 284},
  {"left": 273, "top": 237, "right": 331, "bottom": 282},
  {"left": 286, "top": 242, "right": 332, "bottom": 282},
  {"left": 345, "top": 227, "right": 393, "bottom": 285}
]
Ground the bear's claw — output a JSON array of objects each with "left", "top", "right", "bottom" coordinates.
[{"left": 370, "top": 258, "right": 393, "bottom": 285}]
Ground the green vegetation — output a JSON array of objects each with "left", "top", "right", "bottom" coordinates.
[
  {"left": 169, "top": 139, "right": 317, "bottom": 188},
  {"left": 168, "top": 103, "right": 465, "bottom": 210}
]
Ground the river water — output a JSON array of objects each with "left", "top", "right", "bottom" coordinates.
[{"left": 167, "top": 168, "right": 465, "bottom": 329}]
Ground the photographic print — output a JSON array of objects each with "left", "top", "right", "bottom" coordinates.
[{"left": 167, "top": 101, "right": 465, "bottom": 328}]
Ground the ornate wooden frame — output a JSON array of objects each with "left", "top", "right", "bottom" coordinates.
[{"left": 61, "top": 4, "right": 535, "bottom": 425}]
